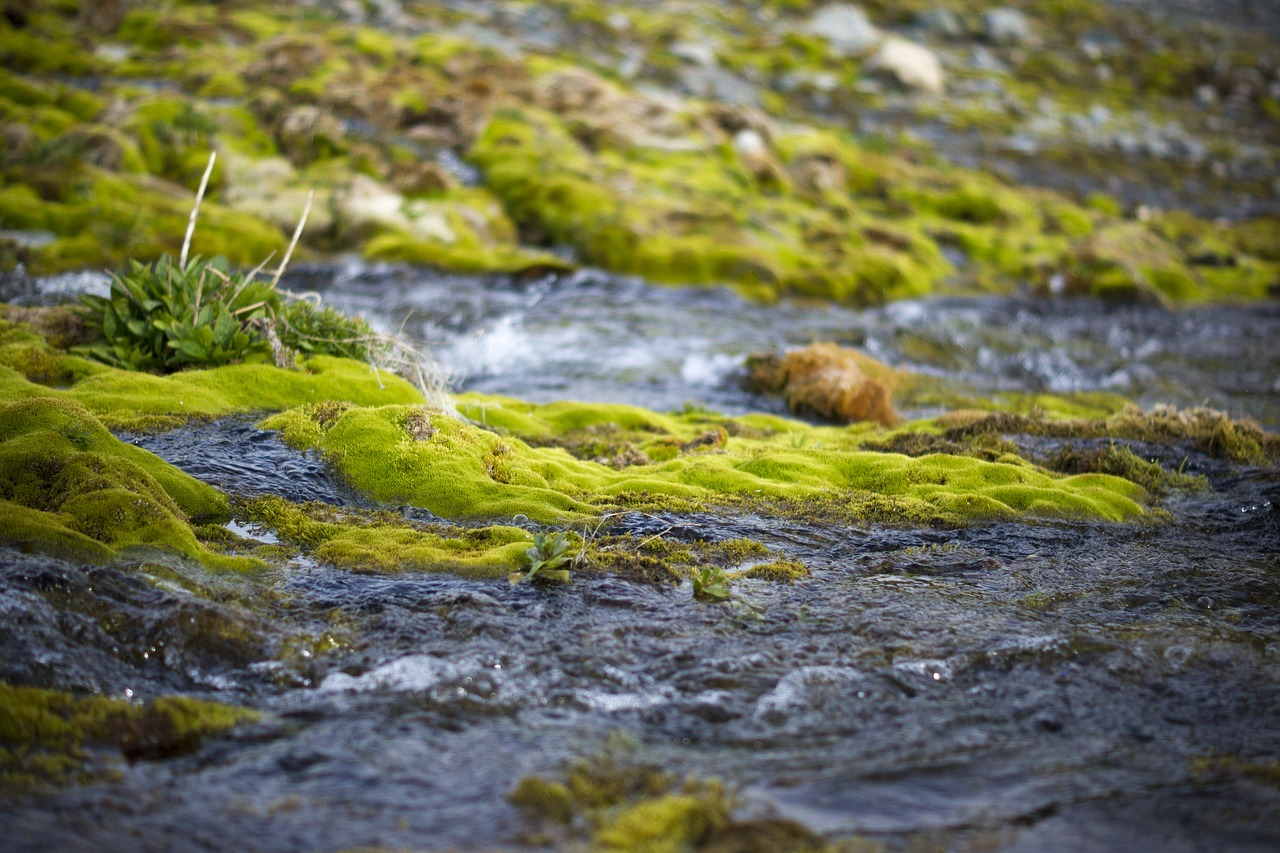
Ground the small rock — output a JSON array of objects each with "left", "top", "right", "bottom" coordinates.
[
  {"left": 917, "top": 8, "right": 962, "bottom": 38},
  {"left": 679, "top": 66, "right": 760, "bottom": 107},
  {"left": 803, "top": 4, "right": 881, "bottom": 57},
  {"left": 970, "top": 46, "right": 1007, "bottom": 73},
  {"left": 670, "top": 40, "right": 717, "bottom": 68},
  {"left": 865, "top": 37, "right": 945, "bottom": 94},
  {"left": 746, "top": 343, "right": 899, "bottom": 426},
  {"left": 1079, "top": 29, "right": 1123, "bottom": 60},
  {"left": 983, "top": 8, "right": 1032, "bottom": 46}
]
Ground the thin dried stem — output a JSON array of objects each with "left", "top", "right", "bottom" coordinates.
[
  {"left": 272, "top": 190, "right": 313, "bottom": 288},
  {"left": 180, "top": 151, "right": 217, "bottom": 272}
]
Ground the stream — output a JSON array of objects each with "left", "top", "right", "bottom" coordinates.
[{"left": 1, "top": 265, "right": 1278, "bottom": 851}]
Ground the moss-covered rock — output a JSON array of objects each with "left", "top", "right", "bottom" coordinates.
[{"left": 238, "top": 496, "right": 531, "bottom": 578}]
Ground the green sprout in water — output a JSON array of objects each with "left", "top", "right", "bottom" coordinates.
[
  {"left": 511, "top": 530, "right": 573, "bottom": 585},
  {"left": 692, "top": 566, "right": 731, "bottom": 602}
]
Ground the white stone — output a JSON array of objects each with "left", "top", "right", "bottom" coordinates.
[
  {"left": 866, "top": 38, "right": 945, "bottom": 94},
  {"left": 732, "top": 128, "right": 767, "bottom": 158}
]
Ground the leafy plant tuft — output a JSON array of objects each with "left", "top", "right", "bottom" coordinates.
[
  {"left": 692, "top": 566, "right": 731, "bottom": 602},
  {"left": 511, "top": 530, "right": 573, "bottom": 585},
  {"left": 75, "top": 253, "right": 381, "bottom": 373}
]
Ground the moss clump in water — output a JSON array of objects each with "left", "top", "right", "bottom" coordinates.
[
  {"left": 0, "top": 396, "right": 264, "bottom": 569},
  {"left": 938, "top": 405, "right": 1279, "bottom": 466},
  {"left": 0, "top": 681, "right": 259, "bottom": 796},
  {"left": 1041, "top": 443, "right": 1207, "bottom": 497},
  {"left": 509, "top": 746, "right": 830, "bottom": 853},
  {"left": 261, "top": 398, "right": 1148, "bottom": 526},
  {"left": 746, "top": 342, "right": 900, "bottom": 426},
  {"left": 237, "top": 496, "right": 532, "bottom": 578}
]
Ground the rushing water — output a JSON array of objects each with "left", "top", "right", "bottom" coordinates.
[
  {"left": 2, "top": 266, "right": 1279, "bottom": 851},
  {"left": 281, "top": 262, "right": 1280, "bottom": 428}
]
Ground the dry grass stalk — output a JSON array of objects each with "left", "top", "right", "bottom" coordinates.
[{"left": 180, "top": 151, "right": 217, "bottom": 272}]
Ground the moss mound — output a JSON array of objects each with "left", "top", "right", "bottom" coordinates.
[
  {"left": 0, "top": 312, "right": 423, "bottom": 431},
  {"left": 238, "top": 496, "right": 532, "bottom": 578},
  {"left": 0, "top": 397, "right": 254, "bottom": 567},
  {"left": 262, "top": 398, "right": 1147, "bottom": 526}
]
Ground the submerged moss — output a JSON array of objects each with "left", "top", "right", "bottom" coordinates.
[
  {"left": 0, "top": 681, "right": 259, "bottom": 796},
  {"left": 509, "top": 747, "right": 829, "bottom": 853},
  {"left": 237, "top": 496, "right": 531, "bottom": 578}
]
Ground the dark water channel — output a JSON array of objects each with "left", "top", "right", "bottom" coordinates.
[{"left": 3, "top": 267, "right": 1279, "bottom": 851}]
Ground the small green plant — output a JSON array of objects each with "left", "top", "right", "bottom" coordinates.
[
  {"left": 692, "top": 565, "right": 731, "bottom": 602},
  {"left": 510, "top": 530, "right": 573, "bottom": 585},
  {"left": 279, "top": 300, "right": 376, "bottom": 363},
  {"left": 76, "top": 253, "right": 279, "bottom": 371}
]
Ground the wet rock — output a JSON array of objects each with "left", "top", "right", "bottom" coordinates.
[
  {"left": 679, "top": 65, "right": 761, "bottom": 107},
  {"left": 865, "top": 37, "right": 945, "bottom": 94},
  {"left": 803, "top": 4, "right": 882, "bottom": 57},
  {"left": 746, "top": 342, "right": 899, "bottom": 426},
  {"left": 1079, "top": 28, "right": 1124, "bottom": 60},
  {"left": 917, "top": 8, "right": 963, "bottom": 39},
  {"left": 983, "top": 8, "right": 1033, "bottom": 46}
]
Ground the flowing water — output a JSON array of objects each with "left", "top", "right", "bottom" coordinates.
[{"left": 2, "top": 266, "right": 1279, "bottom": 851}]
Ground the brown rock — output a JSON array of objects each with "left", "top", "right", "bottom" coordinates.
[{"left": 747, "top": 342, "right": 898, "bottom": 426}]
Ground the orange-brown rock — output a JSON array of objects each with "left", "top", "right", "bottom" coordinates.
[{"left": 746, "top": 342, "right": 898, "bottom": 426}]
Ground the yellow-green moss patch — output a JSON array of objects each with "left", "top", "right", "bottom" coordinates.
[
  {"left": 262, "top": 400, "right": 1147, "bottom": 526},
  {"left": 0, "top": 397, "right": 257, "bottom": 569}
]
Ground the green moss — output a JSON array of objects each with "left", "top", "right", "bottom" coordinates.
[
  {"left": 0, "top": 681, "right": 258, "bottom": 795},
  {"left": 1189, "top": 753, "right": 1280, "bottom": 788},
  {"left": 469, "top": 107, "right": 952, "bottom": 304},
  {"left": 737, "top": 558, "right": 809, "bottom": 582},
  {"left": 10, "top": 168, "right": 286, "bottom": 274},
  {"left": 1042, "top": 443, "right": 1206, "bottom": 497},
  {"left": 0, "top": 397, "right": 263, "bottom": 568},
  {"left": 594, "top": 793, "right": 725, "bottom": 853},
  {"left": 0, "top": 341, "right": 423, "bottom": 431},
  {"left": 363, "top": 232, "right": 575, "bottom": 276},
  {"left": 510, "top": 748, "right": 735, "bottom": 853},
  {"left": 939, "top": 404, "right": 1278, "bottom": 466},
  {"left": 262, "top": 397, "right": 1147, "bottom": 526}
]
